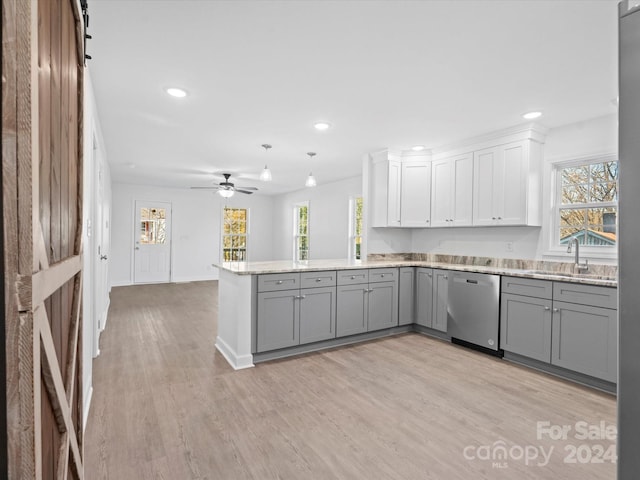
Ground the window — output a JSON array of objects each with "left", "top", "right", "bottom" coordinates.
[
  {"left": 139, "top": 207, "right": 167, "bottom": 244},
  {"left": 293, "top": 202, "right": 309, "bottom": 262},
  {"left": 222, "top": 207, "right": 248, "bottom": 261},
  {"left": 349, "top": 196, "right": 363, "bottom": 260},
  {"left": 555, "top": 158, "right": 618, "bottom": 249}
]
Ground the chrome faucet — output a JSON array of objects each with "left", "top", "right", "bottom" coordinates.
[{"left": 567, "top": 238, "right": 589, "bottom": 272}]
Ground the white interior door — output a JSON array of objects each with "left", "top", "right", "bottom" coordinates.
[{"left": 134, "top": 200, "right": 172, "bottom": 283}]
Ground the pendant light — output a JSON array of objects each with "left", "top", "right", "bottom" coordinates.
[
  {"left": 305, "top": 152, "right": 317, "bottom": 187},
  {"left": 259, "top": 144, "right": 273, "bottom": 182}
]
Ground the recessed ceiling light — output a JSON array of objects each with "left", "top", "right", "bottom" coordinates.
[
  {"left": 411, "top": 145, "right": 425, "bottom": 152},
  {"left": 522, "top": 111, "right": 542, "bottom": 120},
  {"left": 166, "top": 87, "right": 188, "bottom": 98},
  {"left": 313, "top": 122, "right": 331, "bottom": 131}
]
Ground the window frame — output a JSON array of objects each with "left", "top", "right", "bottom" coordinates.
[
  {"left": 348, "top": 196, "right": 363, "bottom": 261},
  {"left": 293, "top": 201, "right": 310, "bottom": 263},
  {"left": 549, "top": 154, "right": 618, "bottom": 259},
  {"left": 221, "top": 207, "right": 249, "bottom": 262}
]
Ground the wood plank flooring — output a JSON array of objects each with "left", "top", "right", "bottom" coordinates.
[{"left": 84, "top": 281, "right": 616, "bottom": 480}]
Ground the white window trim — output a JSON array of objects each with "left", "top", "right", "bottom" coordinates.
[
  {"left": 221, "top": 207, "right": 250, "bottom": 262},
  {"left": 348, "top": 196, "right": 363, "bottom": 262},
  {"left": 293, "top": 201, "right": 309, "bottom": 263},
  {"left": 545, "top": 153, "right": 618, "bottom": 260}
]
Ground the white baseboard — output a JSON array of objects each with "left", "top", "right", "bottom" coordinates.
[
  {"left": 110, "top": 280, "right": 133, "bottom": 288},
  {"left": 215, "top": 336, "right": 254, "bottom": 370},
  {"left": 83, "top": 382, "right": 93, "bottom": 432},
  {"left": 100, "top": 297, "right": 111, "bottom": 332}
]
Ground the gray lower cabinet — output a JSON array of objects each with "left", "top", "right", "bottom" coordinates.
[
  {"left": 257, "top": 290, "right": 299, "bottom": 352},
  {"left": 500, "top": 292, "right": 552, "bottom": 362},
  {"left": 256, "top": 271, "right": 336, "bottom": 353},
  {"left": 551, "top": 300, "right": 617, "bottom": 383},
  {"left": 368, "top": 281, "right": 399, "bottom": 331},
  {"left": 432, "top": 269, "right": 449, "bottom": 332},
  {"left": 415, "top": 268, "right": 433, "bottom": 327},
  {"left": 398, "top": 267, "right": 415, "bottom": 326},
  {"left": 500, "top": 277, "right": 617, "bottom": 383},
  {"left": 336, "top": 268, "right": 399, "bottom": 336},
  {"left": 299, "top": 286, "right": 337, "bottom": 344},
  {"left": 336, "top": 284, "right": 368, "bottom": 337},
  {"left": 415, "top": 268, "right": 448, "bottom": 332}
]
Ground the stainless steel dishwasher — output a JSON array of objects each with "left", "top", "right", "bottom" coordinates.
[{"left": 447, "top": 271, "right": 501, "bottom": 353}]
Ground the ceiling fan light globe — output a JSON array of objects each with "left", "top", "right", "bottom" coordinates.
[{"left": 218, "top": 188, "right": 235, "bottom": 198}]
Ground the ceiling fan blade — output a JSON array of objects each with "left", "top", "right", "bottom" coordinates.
[
  {"left": 190, "top": 186, "right": 221, "bottom": 190},
  {"left": 235, "top": 189, "right": 255, "bottom": 195},
  {"left": 236, "top": 186, "right": 258, "bottom": 191}
]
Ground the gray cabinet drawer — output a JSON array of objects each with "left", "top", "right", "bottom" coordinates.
[
  {"left": 502, "top": 276, "right": 553, "bottom": 299},
  {"left": 300, "top": 271, "right": 337, "bottom": 289},
  {"left": 369, "top": 268, "right": 398, "bottom": 283},
  {"left": 337, "top": 269, "right": 369, "bottom": 285},
  {"left": 258, "top": 273, "right": 301, "bottom": 292},
  {"left": 553, "top": 282, "right": 617, "bottom": 309}
]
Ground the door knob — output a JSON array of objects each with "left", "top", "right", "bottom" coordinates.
[{"left": 100, "top": 255, "right": 108, "bottom": 260}]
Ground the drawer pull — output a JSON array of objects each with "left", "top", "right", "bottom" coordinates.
[
  {"left": 316, "top": 278, "right": 322, "bottom": 282},
  {"left": 276, "top": 280, "right": 283, "bottom": 285},
  {"left": 351, "top": 276, "right": 356, "bottom": 280},
  {"left": 381, "top": 274, "right": 385, "bottom": 278}
]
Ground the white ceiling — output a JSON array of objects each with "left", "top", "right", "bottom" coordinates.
[{"left": 88, "top": 0, "right": 619, "bottom": 195}]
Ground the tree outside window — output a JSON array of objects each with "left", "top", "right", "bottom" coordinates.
[
  {"left": 557, "top": 160, "right": 618, "bottom": 247},
  {"left": 293, "top": 202, "right": 309, "bottom": 262},
  {"left": 349, "top": 197, "right": 363, "bottom": 260},
  {"left": 222, "top": 207, "right": 248, "bottom": 261}
]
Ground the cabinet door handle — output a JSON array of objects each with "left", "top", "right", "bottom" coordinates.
[
  {"left": 498, "top": 217, "right": 503, "bottom": 220},
  {"left": 294, "top": 295, "right": 306, "bottom": 300},
  {"left": 492, "top": 217, "right": 496, "bottom": 220},
  {"left": 426, "top": 220, "right": 430, "bottom": 223},
  {"left": 427, "top": 274, "right": 432, "bottom": 278},
  {"left": 544, "top": 306, "right": 551, "bottom": 311},
  {"left": 444, "top": 275, "right": 448, "bottom": 280},
  {"left": 351, "top": 276, "right": 356, "bottom": 280},
  {"left": 553, "top": 308, "right": 559, "bottom": 313}
]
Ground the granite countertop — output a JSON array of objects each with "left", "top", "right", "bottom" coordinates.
[{"left": 216, "top": 255, "right": 617, "bottom": 287}]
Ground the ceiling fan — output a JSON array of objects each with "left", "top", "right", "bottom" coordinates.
[{"left": 191, "top": 173, "right": 258, "bottom": 198}]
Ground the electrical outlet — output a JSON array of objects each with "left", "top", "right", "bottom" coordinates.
[{"left": 506, "top": 242, "right": 514, "bottom": 252}]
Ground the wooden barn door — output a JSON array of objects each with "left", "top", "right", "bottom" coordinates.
[{"left": 3, "top": 0, "right": 86, "bottom": 478}]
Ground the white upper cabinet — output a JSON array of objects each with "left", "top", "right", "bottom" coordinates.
[
  {"left": 401, "top": 161, "right": 432, "bottom": 226},
  {"left": 370, "top": 150, "right": 431, "bottom": 228},
  {"left": 371, "top": 153, "right": 402, "bottom": 227},
  {"left": 368, "top": 124, "right": 545, "bottom": 229},
  {"left": 431, "top": 152, "right": 473, "bottom": 227},
  {"left": 473, "top": 139, "right": 542, "bottom": 226}
]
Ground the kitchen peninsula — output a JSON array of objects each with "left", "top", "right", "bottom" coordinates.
[{"left": 215, "top": 255, "right": 617, "bottom": 391}]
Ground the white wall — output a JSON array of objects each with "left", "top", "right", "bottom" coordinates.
[
  {"left": 271, "top": 176, "right": 362, "bottom": 260},
  {"left": 82, "top": 69, "right": 112, "bottom": 428},
  {"left": 374, "top": 115, "right": 618, "bottom": 262},
  {"left": 110, "top": 184, "right": 274, "bottom": 285}
]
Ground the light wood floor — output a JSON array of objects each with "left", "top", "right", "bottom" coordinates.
[{"left": 85, "top": 281, "right": 616, "bottom": 480}]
